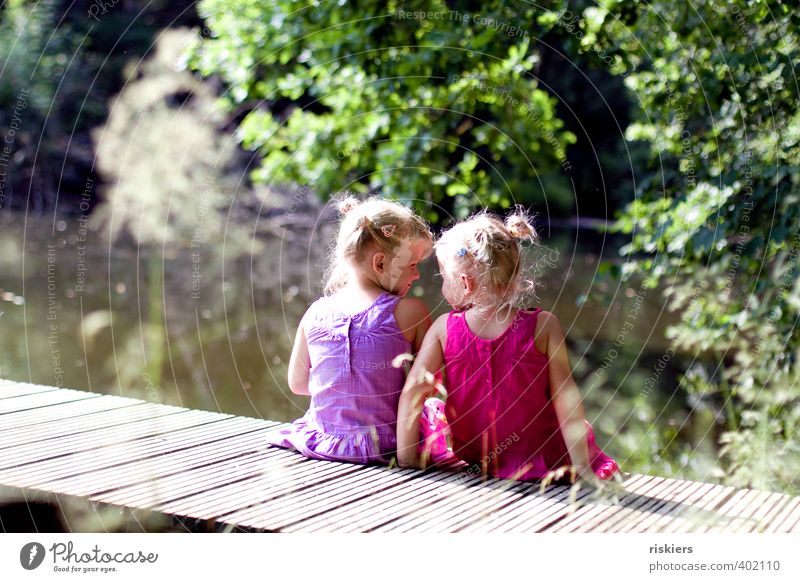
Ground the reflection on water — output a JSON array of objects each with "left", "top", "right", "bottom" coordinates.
[{"left": 0, "top": 211, "right": 717, "bottom": 478}]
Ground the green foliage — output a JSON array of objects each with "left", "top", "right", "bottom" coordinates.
[
  {"left": 590, "top": 0, "right": 800, "bottom": 491},
  {"left": 191, "top": 0, "right": 576, "bottom": 218},
  {"left": 0, "top": 0, "right": 93, "bottom": 209}
]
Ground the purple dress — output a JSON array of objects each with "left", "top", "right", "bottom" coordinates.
[{"left": 267, "top": 291, "right": 411, "bottom": 464}]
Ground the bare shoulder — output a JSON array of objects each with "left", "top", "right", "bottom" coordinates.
[
  {"left": 430, "top": 312, "right": 449, "bottom": 336},
  {"left": 533, "top": 310, "right": 565, "bottom": 353},
  {"left": 394, "top": 297, "right": 431, "bottom": 328},
  {"left": 535, "top": 310, "right": 561, "bottom": 329},
  {"left": 420, "top": 312, "right": 449, "bottom": 349}
]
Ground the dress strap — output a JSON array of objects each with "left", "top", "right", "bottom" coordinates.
[{"left": 444, "top": 311, "right": 467, "bottom": 356}]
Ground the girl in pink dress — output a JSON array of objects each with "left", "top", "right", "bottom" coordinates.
[
  {"left": 268, "top": 196, "right": 435, "bottom": 464},
  {"left": 397, "top": 211, "right": 618, "bottom": 483}
]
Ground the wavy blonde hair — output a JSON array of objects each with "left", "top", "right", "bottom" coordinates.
[
  {"left": 324, "top": 195, "right": 433, "bottom": 295},
  {"left": 435, "top": 209, "right": 538, "bottom": 314}
]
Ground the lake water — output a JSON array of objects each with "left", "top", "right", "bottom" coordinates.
[{"left": 0, "top": 210, "right": 719, "bottom": 479}]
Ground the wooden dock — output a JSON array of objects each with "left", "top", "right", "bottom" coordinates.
[{"left": 1, "top": 380, "right": 799, "bottom": 533}]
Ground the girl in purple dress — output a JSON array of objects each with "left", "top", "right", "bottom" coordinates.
[
  {"left": 268, "top": 196, "right": 434, "bottom": 464},
  {"left": 397, "top": 211, "right": 618, "bottom": 483}
]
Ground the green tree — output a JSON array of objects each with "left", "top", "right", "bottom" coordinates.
[
  {"left": 191, "top": 0, "right": 577, "bottom": 219},
  {"left": 588, "top": 0, "right": 800, "bottom": 491},
  {"left": 0, "top": 0, "right": 91, "bottom": 211}
]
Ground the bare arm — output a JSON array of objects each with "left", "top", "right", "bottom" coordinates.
[
  {"left": 396, "top": 314, "right": 447, "bottom": 468},
  {"left": 394, "top": 297, "right": 433, "bottom": 354},
  {"left": 287, "top": 319, "right": 311, "bottom": 396},
  {"left": 544, "top": 312, "right": 590, "bottom": 475}
]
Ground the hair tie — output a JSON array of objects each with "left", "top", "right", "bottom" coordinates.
[
  {"left": 381, "top": 224, "right": 397, "bottom": 238},
  {"left": 456, "top": 247, "right": 468, "bottom": 257}
]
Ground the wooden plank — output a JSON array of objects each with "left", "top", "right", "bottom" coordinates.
[
  {"left": 145, "top": 448, "right": 354, "bottom": 515},
  {"left": 225, "top": 466, "right": 409, "bottom": 531},
  {"left": 785, "top": 502, "right": 800, "bottom": 532},
  {"left": 0, "top": 388, "right": 99, "bottom": 414},
  {"left": 526, "top": 474, "right": 656, "bottom": 533},
  {"left": 230, "top": 463, "right": 423, "bottom": 531},
  {"left": 0, "top": 381, "right": 61, "bottom": 399},
  {"left": 601, "top": 477, "right": 693, "bottom": 533},
  {"left": 2, "top": 384, "right": 800, "bottom": 533},
  {"left": 539, "top": 474, "right": 657, "bottom": 533},
  {"left": 723, "top": 489, "right": 780, "bottom": 533},
  {"left": 30, "top": 422, "right": 282, "bottom": 495},
  {"left": 616, "top": 478, "right": 697, "bottom": 532},
  {"left": 0, "top": 405, "right": 203, "bottom": 467},
  {"left": 0, "top": 408, "right": 225, "bottom": 468},
  {"left": 272, "top": 467, "right": 481, "bottom": 532},
  {"left": 93, "top": 444, "right": 295, "bottom": 507},
  {"left": 1, "top": 403, "right": 180, "bottom": 449},
  {"left": 151, "top": 454, "right": 366, "bottom": 521},
  {"left": 576, "top": 476, "right": 686, "bottom": 533},
  {"left": 733, "top": 490, "right": 790, "bottom": 533},
  {"left": 0, "top": 396, "right": 145, "bottom": 431},
  {"left": 361, "top": 475, "right": 527, "bottom": 533},
  {"left": 0, "top": 416, "right": 271, "bottom": 486},
  {"left": 95, "top": 446, "right": 303, "bottom": 509},
  {"left": 547, "top": 474, "right": 665, "bottom": 532},
  {"left": 635, "top": 480, "right": 718, "bottom": 532},
  {"left": 455, "top": 476, "right": 606, "bottom": 533},
  {"left": 662, "top": 484, "right": 738, "bottom": 533},
  {"left": 699, "top": 488, "right": 761, "bottom": 532},
  {"left": 385, "top": 479, "right": 530, "bottom": 533},
  {"left": 765, "top": 495, "right": 800, "bottom": 533}
]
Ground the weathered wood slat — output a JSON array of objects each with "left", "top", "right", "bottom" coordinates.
[
  {"left": 282, "top": 470, "right": 477, "bottom": 532},
  {"left": 0, "top": 416, "right": 270, "bottom": 486},
  {"left": 0, "top": 395, "right": 145, "bottom": 431},
  {"left": 152, "top": 453, "right": 365, "bottom": 520},
  {"left": 767, "top": 496, "right": 800, "bottom": 532},
  {"left": 0, "top": 409, "right": 231, "bottom": 469},
  {"left": 357, "top": 475, "right": 527, "bottom": 533},
  {"left": 0, "top": 388, "right": 99, "bottom": 414},
  {"left": 533, "top": 474, "right": 657, "bottom": 532},
  {"left": 235, "top": 463, "right": 422, "bottom": 531},
  {"left": 99, "top": 446, "right": 300, "bottom": 509},
  {"left": 31, "top": 423, "right": 281, "bottom": 495},
  {"left": 751, "top": 491, "right": 798, "bottom": 532},
  {"left": 2, "top": 403, "right": 179, "bottom": 449},
  {"left": 551, "top": 475, "right": 670, "bottom": 533},
  {"left": 616, "top": 477, "right": 697, "bottom": 532},
  {"left": 634, "top": 480, "right": 717, "bottom": 532},
  {"left": 0, "top": 381, "right": 61, "bottom": 399},
  {"left": 704, "top": 488, "right": 763, "bottom": 532},
  {"left": 591, "top": 476, "right": 688, "bottom": 533},
  {"left": 217, "top": 463, "right": 396, "bottom": 530},
  {"left": 1, "top": 383, "right": 798, "bottom": 533},
  {"left": 663, "top": 484, "right": 738, "bottom": 532},
  {"left": 98, "top": 448, "right": 292, "bottom": 509}
]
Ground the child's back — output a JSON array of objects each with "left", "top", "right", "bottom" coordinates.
[
  {"left": 269, "top": 196, "right": 433, "bottom": 464},
  {"left": 445, "top": 308, "right": 555, "bottom": 479},
  {"left": 444, "top": 308, "right": 615, "bottom": 480},
  {"left": 398, "top": 210, "right": 618, "bottom": 481},
  {"left": 284, "top": 291, "right": 410, "bottom": 462}
]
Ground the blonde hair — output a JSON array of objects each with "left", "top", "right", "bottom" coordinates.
[
  {"left": 435, "top": 209, "right": 538, "bottom": 314},
  {"left": 324, "top": 195, "right": 433, "bottom": 295}
]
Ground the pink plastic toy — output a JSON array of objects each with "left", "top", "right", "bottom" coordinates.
[{"left": 419, "top": 397, "right": 453, "bottom": 464}]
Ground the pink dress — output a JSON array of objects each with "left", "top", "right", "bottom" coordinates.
[{"left": 443, "top": 309, "right": 619, "bottom": 481}]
